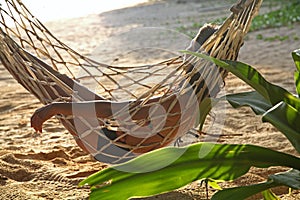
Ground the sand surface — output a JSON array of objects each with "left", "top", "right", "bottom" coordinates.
[{"left": 0, "top": 0, "right": 300, "bottom": 199}]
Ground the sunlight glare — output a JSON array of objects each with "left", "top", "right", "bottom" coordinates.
[{"left": 21, "top": 0, "right": 148, "bottom": 22}]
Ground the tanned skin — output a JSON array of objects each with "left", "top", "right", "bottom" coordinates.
[{"left": 31, "top": 93, "right": 181, "bottom": 133}]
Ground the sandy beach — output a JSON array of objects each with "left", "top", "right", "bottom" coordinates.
[{"left": 0, "top": 0, "right": 300, "bottom": 199}]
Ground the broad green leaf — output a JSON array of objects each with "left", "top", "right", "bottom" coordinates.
[
  {"left": 292, "top": 49, "right": 300, "bottom": 72},
  {"left": 224, "top": 91, "right": 273, "bottom": 115},
  {"left": 182, "top": 51, "right": 300, "bottom": 110},
  {"left": 182, "top": 51, "right": 300, "bottom": 152},
  {"left": 262, "top": 102, "right": 300, "bottom": 153},
  {"left": 293, "top": 49, "right": 300, "bottom": 96},
  {"left": 295, "top": 71, "right": 300, "bottom": 96},
  {"left": 262, "top": 190, "right": 280, "bottom": 200},
  {"left": 213, "top": 169, "right": 300, "bottom": 200},
  {"left": 220, "top": 92, "right": 300, "bottom": 153},
  {"left": 79, "top": 143, "right": 300, "bottom": 200},
  {"left": 211, "top": 181, "right": 280, "bottom": 200},
  {"left": 269, "top": 169, "right": 300, "bottom": 190}
]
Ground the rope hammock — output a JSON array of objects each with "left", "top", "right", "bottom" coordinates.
[{"left": 0, "top": 0, "right": 262, "bottom": 164}]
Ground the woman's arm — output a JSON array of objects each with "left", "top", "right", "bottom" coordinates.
[
  {"left": 31, "top": 94, "right": 178, "bottom": 133},
  {"left": 31, "top": 100, "right": 123, "bottom": 132}
]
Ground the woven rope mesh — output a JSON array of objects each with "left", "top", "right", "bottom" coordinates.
[{"left": 0, "top": 0, "right": 262, "bottom": 164}]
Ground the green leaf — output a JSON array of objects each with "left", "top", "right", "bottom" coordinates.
[
  {"left": 262, "top": 190, "right": 280, "bottom": 200},
  {"left": 207, "top": 179, "right": 223, "bottom": 191},
  {"left": 182, "top": 51, "right": 300, "bottom": 152},
  {"left": 182, "top": 51, "right": 300, "bottom": 110},
  {"left": 213, "top": 169, "right": 300, "bottom": 200},
  {"left": 295, "top": 71, "right": 300, "bottom": 96},
  {"left": 292, "top": 49, "right": 300, "bottom": 72},
  {"left": 79, "top": 143, "right": 300, "bottom": 200},
  {"left": 250, "top": 2, "right": 300, "bottom": 31},
  {"left": 212, "top": 181, "right": 280, "bottom": 200},
  {"left": 262, "top": 102, "right": 300, "bottom": 153},
  {"left": 269, "top": 169, "right": 300, "bottom": 190},
  {"left": 224, "top": 91, "right": 273, "bottom": 115},
  {"left": 197, "top": 98, "right": 218, "bottom": 130},
  {"left": 293, "top": 49, "right": 300, "bottom": 96},
  {"left": 219, "top": 92, "right": 300, "bottom": 153}
]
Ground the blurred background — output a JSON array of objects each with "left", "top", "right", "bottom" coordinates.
[{"left": 21, "top": 0, "right": 148, "bottom": 22}]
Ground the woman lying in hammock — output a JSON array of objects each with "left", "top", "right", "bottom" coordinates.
[{"left": 31, "top": 24, "right": 219, "bottom": 154}]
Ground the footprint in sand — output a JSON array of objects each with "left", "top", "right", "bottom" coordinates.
[{"left": 0, "top": 154, "right": 39, "bottom": 182}]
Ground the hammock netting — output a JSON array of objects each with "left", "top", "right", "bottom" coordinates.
[{"left": 0, "top": 0, "right": 262, "bottom": 164}]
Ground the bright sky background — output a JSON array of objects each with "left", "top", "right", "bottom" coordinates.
[{"left": 21, "top": 0, "right": 148, "bottom": 22}]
